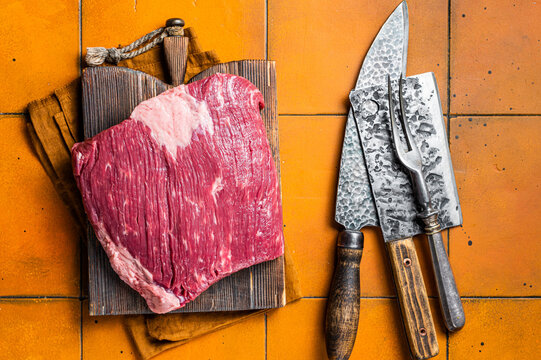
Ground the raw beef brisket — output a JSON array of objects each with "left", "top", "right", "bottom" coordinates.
[{"left": 72, "top": 73, "right": 284, "bottom": 313}]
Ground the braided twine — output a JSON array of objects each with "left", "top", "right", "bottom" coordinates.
[{"left": 85, "top": 26, "right": 183, "bottom": 66}]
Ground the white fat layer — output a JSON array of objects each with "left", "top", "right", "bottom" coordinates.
[
  {"left": 130, "top": 86, "right": 214, "bottom": 157},
  {"left": 94, "top": 223, "right": 181, "bottom": 314}
]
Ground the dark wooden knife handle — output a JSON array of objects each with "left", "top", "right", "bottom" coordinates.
[
  {"left": 164, "top": 35, "right": 189, "bottom": 86},
  {"left": 387, "top": 238, "right": 439, "bottom": 360},
  {"left": 325, "top": 230, "right": 364, "bottom": 360}
]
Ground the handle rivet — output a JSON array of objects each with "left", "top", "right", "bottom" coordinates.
[
  {"left": 361, "top": 99, "right": 379, "bottom": 116},
  {"left": 403, "top": 258, "right": 412, "bottom": 267},
  {"left": 419, "top": 328, "right": 427, "bottom": 336}
]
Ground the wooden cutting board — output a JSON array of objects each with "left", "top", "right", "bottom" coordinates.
[{"left": 82, "top": 34, "right": 284, "bottom": 315}]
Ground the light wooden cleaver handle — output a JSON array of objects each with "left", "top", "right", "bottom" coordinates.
[
  {"left": 325, "top": 230, "right": 364, "bottom": 360},
  {"left": 164, "top": 18, "right": 189, "bottom": 86},
  {"left": 387, "top": 238, "right": 439, "bottom": 360}
]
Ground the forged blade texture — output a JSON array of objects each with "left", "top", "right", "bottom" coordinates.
[
  {"left": 349, "top": 73, "right": 462, "bottom": 241},
  {"left": 335, "top": 2, "right": 409, "bottom": 230},
  {"left": 356, "top": 1, "right": 408, "bottom": 90},
  {"left": 335, "top": 109, "right": 379, "bottom": 230}
]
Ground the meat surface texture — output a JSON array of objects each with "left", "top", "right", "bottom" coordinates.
[{"left": 72, "top": 73, "right": 284, "bottom": 313}]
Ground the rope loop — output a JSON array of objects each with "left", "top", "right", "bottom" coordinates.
[{"left": 85, "top": 25, "right": 177, "bottom": 66}]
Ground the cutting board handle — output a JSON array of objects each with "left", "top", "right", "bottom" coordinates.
[
  {"left": 164, "top": 18, "right": 189, "bottom": 86},
  {"left": 325, "top": 230, "right": 363, "bottom": 360}
]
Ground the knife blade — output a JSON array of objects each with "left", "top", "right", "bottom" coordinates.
[
  {"left": 334, "top": 0, "right": 409, "bottom": 230},
  {"left": 326, "top": 3, "right": 438, "bottom": 360}
]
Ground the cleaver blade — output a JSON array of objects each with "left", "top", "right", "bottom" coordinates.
[{"left": 350, "top": 72, "right": 463, "bottom": 242}]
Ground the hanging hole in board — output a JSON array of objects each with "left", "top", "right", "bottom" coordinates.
[{"left": 403, "top": 258, "right": 412, "bottom": 267}]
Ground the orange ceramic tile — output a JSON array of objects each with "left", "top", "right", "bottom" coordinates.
[
  {"left": 406, "top": 1, "right": 449, "bottom": 111},
  {"left": 0, "top": 1, "right": 79, "bottom": 113},
  {"left": 269, "top": 0, "right": 448, "bottom": 115},
  {"left": 451, "top": 2, "right": 541, "bottom": 114},
  {"left": 449, "top": 117, "right": 541, "bottom": 296},
  {"left": 83, "top": 300, "right": 265, "bottom": 359},
  {"left": 267, "top": 298, "right": 447, "bottom": 360},
  {"left": 156, "top": 313, "right": 264, "bottom": 359},
  {"left": 0, "top": 299, "right": 80, "bottom": 359},
  {"left": 280, "top": 115, "right": 384, "bottom": 296},
  {"left": 449, "top": 299, "right": 541, "bottom": 359},
  {"left": 0, "top": 116, "right": 80, "bottom": 296},
  {"left": 280, "top": 115, "right": 440, "bottom": 297},
  {"left": 82, "top": 0, "right": 265, "bottom": 64},
  {"left": 279, "top": 115, "right": 344, "bottom": 296},
  {"left": 82, "top": 301, "right": 138, "bottom": 359}
]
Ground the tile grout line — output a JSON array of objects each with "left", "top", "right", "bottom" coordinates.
[
  {"left": 447, "top": 229, "right": 450, "bottom": 258},
  {"left": 446, "top": 328, "right": 450, "bottom": 360},
  {"left": 446, "top": 0, "right": 451, "bottom": 276},
  {"left": 265, "top": 0, "right": 268, "bottom": 60},
  {"left": 80, "top": 300, "right": 84, "bottom": 360},
  {"left": 446, "top": 0, "right": 450, "bottom": 340},
  {"left": 78, "top": 225, "right": 84, "bottom": 355},
  {"left": 299, "top": 295, "right": 541, "bottom": 300},
  {"left": 447, "top": 0, "right": 451, "bottom": 123},
  {"left": 446, "top": 0, "right": 451, "bottom": 278},
  {"left": 277, "top": 113, "right": 541, "bottom": 117},
  {"left": 449, "top": 113, "right": 541, "bottom": 117},
  {"left": 79, "top": 0, "right": 83, "bottom": 76},
  {"left": 278, "top": 113, "right": 348, "bottom": 117},
  {"left": 461, "top": 296, "right": 541, "bottom": 299},
  {"left": 0, "top": 295, "right": 84, "bottom": 299},
  {"left": 446, "top": 0, "right": 450, "bottom": 325},
  {"left": 264, "top": 313, "right": 268, "bottom": 360}
]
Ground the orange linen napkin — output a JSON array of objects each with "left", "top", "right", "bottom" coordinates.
[
  {"left": 126, "top": 242, "right": 301, "bottom": 359},
  {"left": 25, "top": 27, "right": 301, "bottom": 359}
]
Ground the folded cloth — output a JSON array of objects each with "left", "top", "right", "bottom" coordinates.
[
  {"left": 25, "top": 27, "right": 301, "bottom": 359},
  {"left": 127, "top": 242, "right": 301, "bottom": 359}
]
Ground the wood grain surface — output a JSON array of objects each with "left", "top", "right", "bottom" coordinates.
[
  {"left": 83, "top": 59, "right": 285, "bottom": 315},
  {"left": 164, "top": 36, "right": 189, "bottom": 86},
  {"left": 387, "top": 238, "right": 439, "bottom": 359},
  {"left": 325, "top": 230, "right": 364, "bottom": 360}
]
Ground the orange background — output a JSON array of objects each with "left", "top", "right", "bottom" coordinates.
[{"left": 1, "top": 0, "right": 540, "bottom": 359}]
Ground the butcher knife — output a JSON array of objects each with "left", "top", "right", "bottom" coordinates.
[{"left": 325, "top": 3, "right": 438, "bottom": 360}]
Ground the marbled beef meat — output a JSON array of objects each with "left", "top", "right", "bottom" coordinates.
[{"left": 72, "top": 73, "right": 284, "bottom": 313}]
